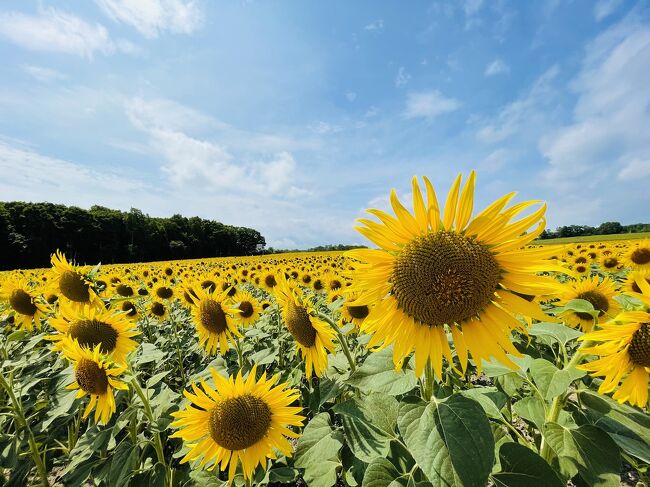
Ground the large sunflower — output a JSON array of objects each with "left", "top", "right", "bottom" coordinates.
[
  {"left": 60, "top": 338, "right": 128, "bottom": 424},
  {"left": 274, "top": 276, "right": 335, "bottom": 377},
  {"left": 189, "top": 285, "right": 241, "bottom": 355},
  {"left": 347, "top": 172, "right": 562, "bottom": 377},
  {"left": 47, "top": 251, "right": 101, "bottom": 310},
  {"left": 170, "top": 365, "right": 304, "bottom": 483},
  {"left": 232, "top": 289, "right": 262, "bottom": 327},
  {"left": 556, "top": 276, "right": 621, "bottom": 332},
  {"left": 46, "top": 304, "right": 140, "bottom": 364},
  {"left": 0, "top": 276, "right": 48, "bottom": 331}
]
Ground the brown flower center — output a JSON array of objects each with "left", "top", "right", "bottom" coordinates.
[
  {"left": 574, "top": 290, "right": 609, "bottom": 320},
  {"left": 285, "top": 301, "right": 317, "bottom": 347},
  {"left": 200, "top": 299, "right": 228, "bottom": 334},
  {"left": 151, "top": 302, "right": 166, "bottom": 316},
  {"left": 208, "top": 394, "right": 272, "bottom": 450},
  {"left": 156, "top": 286, "right": 173, "bottom": 299},
  {"left": 629, "top": 323, "right": 650, "bottom": 367},
  {"left": 9, "top": 289, "right": 37, "bottom": 316},
  {"left": 75, "top": 359, "right": 109, "bottom": 395},
  {"left": 347, "top": 304, "right": 369, "bottom": 320},
  {"left": 391, "top": 231, "right": 501, "bottom": 326},
  {"left": 238, "top": 301, "right": 254, "bottom": 319},
  {"left": 69, "top": 319, "right": 118, "bottom": 354},
  {"left": 264, "top": 275, "right": 277, "bottom": 288},
  {"left": 59, "top": 271, "right": 91, "bottom": 303},
  {"left": 631, "top": 248, "right": 650, "bottom": 266}
]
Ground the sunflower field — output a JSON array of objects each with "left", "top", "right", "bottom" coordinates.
[{"left": 1, "top": 172, "right": 650, "bottom": 487}]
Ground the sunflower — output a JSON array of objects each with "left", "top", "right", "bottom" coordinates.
[
  {"left": 232, "top": 290, "right": 262, "bottom": 327},
  {"left": 260, "top": 270, "right": 278, "bottom": 292},
  {"left": 274, "top": 276, "right": 335, "bottom": 377},
  {"left": 578, "top": 307, "right": 650, "bottom": 407},
  {"left": 573, "top": 263, "right": 590, "bottom": 276},
  {"left": 153, "top": 278, "right": 176, "bottom": 302},
  {"left": 189, "top": 286, "right": 241, "bottom": 355},
  {"left": 47, "top": 251, "right": 101, "bottom": 310},
  {"left": 623, "top": 271, "right": 650, "bottom": 296},
  {"left": 340, "top": 292, "right": 371, "bottom": 327},
  {"left": 148, "top": 300, "right": 169, "bottom": 320},
  {"left": 347, "top": 172, "right": 563, "bottom": 377},
  {"left": 60, "top": 338, "right": 128, "bottom": 424},
  {"left": 0, "top": 276, "right": 48, "bottom": 331},
  {"left": 171, "top": 365, "right": 304, "bottom": 483},
  {"left": 599, "top": 254, "right": 622, "bottom": 273},
  {"left": 624, "top": 239, "right": 650, "bottom": 271},
  {"left": 556, "top": 276, "right": 621, "bottom": 332},
  {"left": 47, "top": 304, "right": 140, "bottom": 364}
]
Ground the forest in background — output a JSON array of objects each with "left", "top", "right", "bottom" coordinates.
[{"left": 0, "top": 202, "right": 266, "bottom": 270}]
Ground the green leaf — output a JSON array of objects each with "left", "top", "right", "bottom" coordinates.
[
  {"left": 109, "top": 441, "right": 138, "bottom": 487},
  {"left": 295, "top": 413, "right": 344, "bottom": 487},
  {"left": 483, "top": 354, "right": 533, "bottom": 378},
  {"left": 146, "top": 370, "right": 171, "bottom": 388},
  {"left": 362, "top": 457, "right": 407, "bottom": 487},
  {"left": 333, "top": 393, "right": 398, "bottom": 462},
  {"left": 579, "top": 390, "right": 650, "bottom": 462},
  {"left": 398, "top": 395, "right": 494, "bottom": 486},
  {"left": 492, "top": 443, "right": 563, "bottom": 487},
  {"left": 189, "top": 469, "right": 228, "bottom": 486},
  {"left": 136, "top": 343, "right": 165, "bottom": 365},
  {"left": 347, "top": 348, "right": 417, "bottom": 396},
  {"left": 529, "top": 322, "right": 583, "bottom": 346},
  {"left": 543, "top": 423, "right": 621, "bottom": 486},
  {"left": 529, "top": 358, "right": 585, "bottom": 400},
  {"left": 459, "top": 387, "right": 507, "bottom": 420}
]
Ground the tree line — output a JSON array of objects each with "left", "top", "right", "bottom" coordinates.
[
  {"left": 0, "top": 202, "right": 266, "bottom": 270},
  {"left": 539, "top": 221, "right": 650, "bottom": 239}
]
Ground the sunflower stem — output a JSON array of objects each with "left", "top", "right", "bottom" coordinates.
[
  {"left": 235, "top": 337, "right": 245, "bottom": 370},
  {"left": 0, "top": 373, "right": 50, "bottom": 487},
  {"left": 129, "top": 376, "right": 170, "bottom": 485},
  {"left": 316, "top": 312, "right": 356, "bottom": 372},
  {"left": 421, "top": 359, "right": 435, "bottom": 401},
  {"left": 540, "top": 340, "right": 592, "bottom": 462}
]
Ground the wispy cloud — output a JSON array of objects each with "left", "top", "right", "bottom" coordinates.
[
  {"left": 594, "top": 0, "right": 623, "bottom": 22},
  {"left": 21, "top": 65, "right": 68, "bottom": 83},
  {"left": 404, "top": 91, "right": 460, "bottom": 120},
  {"left": 484, "top": 59, "right": 509, "bottom": 76},
  {"left": 96, "top": 0, "right": 204, "bottom": 38},
  {"left": 395, "top": 66, "right": 411, "bottom": 87},
  {"left": 364, "top": 19, "right": 384, "bottom": 31},
  {"left": 0, "top": 8, "right": 113, "bottom": 59}
]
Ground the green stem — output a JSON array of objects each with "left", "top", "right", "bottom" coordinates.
[
  {"left": 316, "top": 312, "right": 356, "bottom": 372},
  {"left": 235, "top": 337, "right": 245, "bottom": 370},
  {"left": 130, "top": 377, "right": 170, "bottom": 485},
  {"left": 540, "top": 340, "right": 592, "bottom": 462},
  {"left": 421, "top": 359, "right": 435, "bottom": 401},
  {"left": 170, "top": 315, "right": 187, "bottom": 384},
  {"left": 0, "top": 374, "right": 50, "bottom": 487}
]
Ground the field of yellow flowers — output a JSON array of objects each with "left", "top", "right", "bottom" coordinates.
[{"left": 1, "top": 173, "right": 649, "bottom": 487}]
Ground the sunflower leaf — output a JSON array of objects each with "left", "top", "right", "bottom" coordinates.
[
  {"left": 347, "top": 347, "right": 418, "bottom": 396},
  {"left": 295, "top": 412, "right": 344, "bottom": 487},
  {"left": 492, "top": 442, "right": 563, "bottom": 487}
]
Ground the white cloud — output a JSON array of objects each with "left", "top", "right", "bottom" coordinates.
[
  {"left": 395, "top": 67, "right": 411, "bottom": 87},
  {"left": 0, "top": 140, "right": 147, "bottom": 205},
  {"left": 594, "top": 0, "right": 623, "bottom": 21},
  {"left": 125, "top": 97, "right": 309, "bottom": 197},
  {"left": 364, "top": 19, "right": 384, "bottom": 31},
  {"left": 96, "top": 0, "right": 203, "bottom": 38},
  {"left": 540, "top": 19, "right": 650, "bottom": 185},
  {"left": 345, "top": 91, "right": 357, "bottom": 102},
  {"left": 477, "top": 65, "right": 559, "bottom": 142},
  {"left": 0, "top": 9, "right": 113, "bottom": 59},
  {"left": 21, "top": 65, "right": 67, "bottom": 83},
  {"left": 404, "top": 91, "right": 460, "bottom": 120},
  {"left": 618, "top": 158, "right": 650, "bottom": 181},
  {"left": 464, "top": 0, "right": 484, "bottom": 29},
  {"left": 484, "top": 59, "right": 509, "bottom": 76}
]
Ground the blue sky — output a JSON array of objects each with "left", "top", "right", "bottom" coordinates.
[{"left": 0, "top": 1, "right": 649, "bottom": 249}]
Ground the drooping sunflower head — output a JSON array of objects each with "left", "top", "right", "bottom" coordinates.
[
  {"left": 48, "top": 250, "right": 100, "bottom": 309},
  {"left": 556, "top": 275, "right": 622, "bottom": 332},
  {"left": 347, "top": 172, "right": 563, "bottom": 377},
  {"left": 624, "top": 239, "right": 650, "bottom": 271},
  {"left": 171, "top": 365, "right": 304, "bottom": 483},
  {"left": 46, "top": 303, "right": 140, "bottom": 364},
  {"left": 0, "top": 276, "right": 48, "bottom": 331},
  {"left": 274, "top": 275, "right": 335, "bottom": 377},
  {"left": 189, "top": 285, "right": 241, "bottom": 355},
  {"left": 60, "top": 338, "right": 128, "bottom": 424}
]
